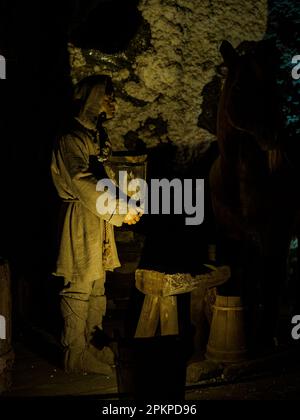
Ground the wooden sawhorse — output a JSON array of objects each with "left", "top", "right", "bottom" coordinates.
[{"left": 134, "top": 266, "right": 230, "bottom": 338}]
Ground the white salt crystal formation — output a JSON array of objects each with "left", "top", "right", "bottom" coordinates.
[{"left": 69, "top": 0, "right": 267, "bottom": 157}]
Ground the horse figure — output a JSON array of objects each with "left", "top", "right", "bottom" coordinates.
[{"left": 209, "top": 40, "right": 300, "bottom": 351}]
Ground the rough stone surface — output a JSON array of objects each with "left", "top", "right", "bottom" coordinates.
[{"left": 68, "top": 0, "right": 268, "bottom": 162}]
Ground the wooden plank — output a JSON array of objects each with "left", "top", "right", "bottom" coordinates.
[
  {"left": 135, "top": 267, "right": 231, "bottom": 297},
  {"left": 163, "top": 266, "right": 231, "bottom": 297},
  {"left": 135, "top": 270, "right": 164, "bottom": 296},
  {"left": 160, "top": 296, "right": 179, "bottom": 336},
  {"left": 135, "top": 295, "right": 160, "bottom": 338}
]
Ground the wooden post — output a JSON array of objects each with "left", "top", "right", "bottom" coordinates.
[
  {"left": 0, "top": 260, "right": 14, "bottom": 393},
  {"left": 135, "top": 295, "right": 160, "bottom": 338},
  {"left": 160, "top": 296, "right": 179, "bottom": 336}
]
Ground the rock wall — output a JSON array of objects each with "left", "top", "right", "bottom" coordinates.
[{"left": 69, "top": 0, "right": 268, "bottom": 160}]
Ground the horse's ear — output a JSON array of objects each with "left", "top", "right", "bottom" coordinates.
[{"left": 220, "top": 41, "right": 238, "bottom": 68}]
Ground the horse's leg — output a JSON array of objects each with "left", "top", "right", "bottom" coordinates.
[
  {"left": 210, "top": 159, "right": 245, "bottom": 296},
  {"left": 260, "top": 252, "right": 286, "bottom": 348},
  {"left": 240, "top": 240, "right": 263, "bottom": 352},
  {"left": 215, "top": 232, "right": 244, "bottom": 296},
  {"left": 214, "top": 228, "right": 248, "bottom": 300}
]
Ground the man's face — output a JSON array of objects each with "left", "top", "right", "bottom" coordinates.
[{"left": 100, "top": 93, "right": 116, "bottom": 120}]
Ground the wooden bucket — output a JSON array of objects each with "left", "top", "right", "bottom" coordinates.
[
  {"left": 205, "top": 295, "right": 247, "bottom": 363},
  {"left": 0, "top": 259, "right": 14, "bottom": 393}
]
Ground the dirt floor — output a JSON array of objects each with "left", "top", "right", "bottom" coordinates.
[
  {"left": 1, "top": 298, "right": 300, "bottom": 401},
  {"left": 186, "top": 369, "right": 300, "bottom": 400},
  {"left": 1, "top": 335, "right": 300, "bottom": 400}
]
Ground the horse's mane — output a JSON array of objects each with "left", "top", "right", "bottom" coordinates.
[{"left": 217, "top": 40, "right": 284, "bottom": 174}]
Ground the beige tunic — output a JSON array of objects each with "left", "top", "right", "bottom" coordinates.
[{"left": 51, "top": 124, "right": 125, "bottom": 283}]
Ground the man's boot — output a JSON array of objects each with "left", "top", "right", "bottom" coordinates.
[
  {"left": 61, "top": 296, "right": 112, "bottom": 375},
  {"left": 86, "top": 295, "right": 115, "bottom": 366}
]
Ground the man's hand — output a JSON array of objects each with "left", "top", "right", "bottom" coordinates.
[{"left": 124, "top": 208, "right": 143, "bottom": 225}]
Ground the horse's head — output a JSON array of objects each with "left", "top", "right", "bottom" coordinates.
[{"left": 220, "top": 40, "right": 281, "bottom": 151}]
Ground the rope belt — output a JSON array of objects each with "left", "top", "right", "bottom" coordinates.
[{"left": 62, "top": 199, "right": 79, "bottom": 203}]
